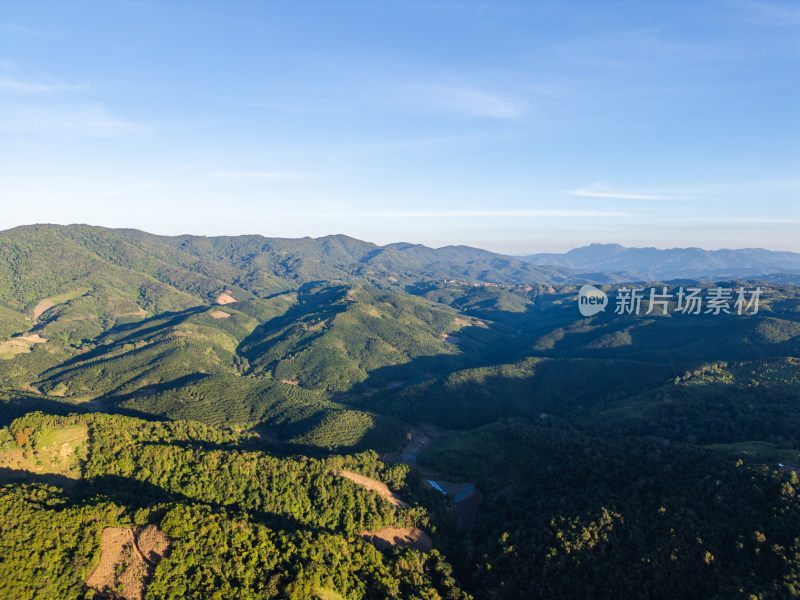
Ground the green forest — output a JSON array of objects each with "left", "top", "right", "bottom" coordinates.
[
  {"left": 1, "top": 225, "right": 799, "bottom": 599},
  {"left": 0, "top": 413, "right": 466, "bottom": 600}
]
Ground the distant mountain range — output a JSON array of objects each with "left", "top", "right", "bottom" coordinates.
[
  {"left": 0, "top": 224, "right": 580, "bottom": 298},
  {"left": 4, "top": 226, "right": 798, "bottom": 296},
  {"left": 2, "top": 223, "right": 800, "bottom": 600},
  {"left": 520, "top": 243, "right": 800, "bottom": 282}
]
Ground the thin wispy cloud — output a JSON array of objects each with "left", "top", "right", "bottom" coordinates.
[
  {"left": 0, "top": 22, "right": 39, "bottom": 36},
  {"left": 289, "top": 209, "right": 630, "bottom": 218},
  {"left": 572, "top": 178, "right": 800, "bottom": 201},
  {"left": 0, "top": 105, "right": 151, "bottom": 138},
  {"left": 0, "top": 78, "right": 84, "bottom": 93},
  {"left": 211, "top": 171, "right": 320, "bottom": 181},
  {"left": 571, "top": 184, "right": 680, "bottom": 201},
  {"left": 399, "top": 84, "right": 525, "bottom": 119}
]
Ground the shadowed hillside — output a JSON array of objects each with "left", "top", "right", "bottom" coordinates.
[{"left": 2, "top": 225, "right": 800, "bottom": 599}]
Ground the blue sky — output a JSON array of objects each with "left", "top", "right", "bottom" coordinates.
[{"left": 1, "top": 0, "right": 798, "bottom": 253}]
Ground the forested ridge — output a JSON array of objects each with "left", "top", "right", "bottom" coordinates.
[
  {"left": 424, "top": 419, "right": 800, "bottom": 599},
  {"left": 0, "top": 412, "right": 467, "bottom": 600},
  {"left": 1, "top": 225, "right": 800, "bottom": 598}
]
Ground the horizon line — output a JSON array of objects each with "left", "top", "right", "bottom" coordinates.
[{"left": 1, "top": 222, "right": 798, "bottom": 256}]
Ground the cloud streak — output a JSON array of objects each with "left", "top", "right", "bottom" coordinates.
[
  {"left": 288, "top": 209, "right": 630, "bottom": 218},
  {"left": 397, "top": 83, "right": 525, "bottom": 119},
  {"left": 571, "top": 185, "right": 680, "bottom": 201},
  {"left": 0, "top": 78, "right": 84, "bottom": 93},
  {"left": 0, "top": 22, "right": 39, "bottom": 36},
  {"left": 211, "top": 171, "right": 320, "bottom": 181},
  {"left": 0, "top": 105, "right": 150, "bottom": 138},
  {"left": 572, "top": 178, "right": 800, "bottom": 201}
]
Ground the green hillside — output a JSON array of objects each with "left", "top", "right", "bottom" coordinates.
[
  {"left": 241, "top": 283, "right": 491, "bottom": 392},
  {"left": 364, "top": 356, "right": 676, "bottom": 429},
  {"left": 0, "top": 412, "right": 467, "bottom": 600},
  {"left": 422, "top": 419, "right": 800, "bottom": 599},
  {"left": 2, "top": 225, "right": 800, "bottom": 599},
  {"left": 116, "top": 373, "right": 409, "bottom": 453},
  {"left": 588, "top": 357, "right": 800, "bottom": 453}
]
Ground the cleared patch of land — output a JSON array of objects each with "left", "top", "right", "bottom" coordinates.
[
  {"left": 442, "top": 334, "right": 461, "bottom": 344},
  {"left": 16, "top": 333, "right": 47, "bottom": 343},
  {"left": 86, "top": 528, "right": 148, "bottom": 600},
  {"left": 359, "top": 526, "right": 433, "bottom": 552},
  {"left": 215, "top": 292, "right": 237, "bottom": 305},
  {"left": 209, "top": 309, "right": 230, "bottom": 319},
  {"left": 0, "top": 333, "right": 47, "bottom": 357},
  {"left": 32, "top": 299, "right": 54, "bottom": 321},
  {"left": 86, "top": 525, "right": 170, "bottom": 600},
  {"left": 117, "top": 307, "right": 147, "bottom": 318},
  {"left": 335, "top": 470, "right": 408, "bottom": 507},
  {"left": 0, "top": 340, "right": 34, "bottom": 356},
  {"left": 136, "top": 524, "right": 171, "bottom": 564},
  {"left": 0, "top": 424, "right": 88, "bottom": 480}
]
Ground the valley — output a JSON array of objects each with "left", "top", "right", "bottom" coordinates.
[{"left": 1, "top": 225, "right": 799, "bottom": 599}]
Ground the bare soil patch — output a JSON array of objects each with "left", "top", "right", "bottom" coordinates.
[
  {"left": 136, "top": 524, "right": 171, "bottom": 564},
  {"left": 118, "top": 307, "right": 147, "bottom": 318},
  {"left": 280, "top": 379, "right": 299, "bottom": 385},
  {"left": 0, "top": 339, "right": 32, "bottom": 356},
  {"left": 442, "top": 334, "right": 461, "bottom": 344},
  {"left": 335, "top": 470, "right": 408, "bottom": 508},
  {"left": 359, "top": 526, "right": 433, "bottom": 552},
  {"left": 86, "top": 528, "right": 147, "bottom": 600},
  {"left": 215, "top": 292, "right": 237, "bottom": 305},
  {"left": 0, "top": 333, "right": 47, "bottom": 356},
  {"left": 17, "top": 333, "right": 47, "bottom": 343},
  {"left": 209, "top": 309, "right": 230, "bottom": 319},
  {"left": 32, "top": 299, "right": 54, "bottom": 321},
  {"left": 86, "top": 525, "right": 171, "bottom": 600}
]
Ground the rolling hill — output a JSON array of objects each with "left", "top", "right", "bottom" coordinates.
[{"left": 2, "top": 224, "right": 800, "bottom": 599}]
